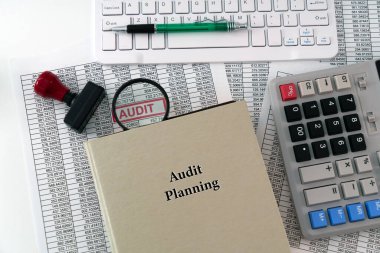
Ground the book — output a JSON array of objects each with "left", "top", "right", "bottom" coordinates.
[{"left": 84, "top": 101, "right": 290, "bottom": 253}]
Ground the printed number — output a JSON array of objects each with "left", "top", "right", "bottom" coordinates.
[
  {"left": 338, "top": 140, "right": 345, "bottom": 145},
  {"left": 333, "top": 120, "right": 340, "bottom": 125},
  {"left": 357, "top": 137, "right": 363, "bottom": 142},
  {"left": 320, "top": 143, "right": 327, "bottom": 149},
  {"left": 297, "top": 126, "right": 304, "bottom": 136},
  {"left": 293, "top": 106, "right": 299, "bottom": 112},
  {"left": 352, "top": 117, "right": 358, "bottom": 122},
  {"left": 342, "top": 75, "right": 348, "bottom": 83}
]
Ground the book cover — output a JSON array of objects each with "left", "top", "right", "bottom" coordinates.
[{"left": 85, "top": 101, "right": 290, "bottom": 253}]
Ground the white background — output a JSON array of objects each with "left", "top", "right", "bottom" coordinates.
[{"left": 0, "top": 1, "right": 91, "bottom": 252}]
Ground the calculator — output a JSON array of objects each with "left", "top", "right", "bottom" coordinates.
[{"left": 269, "top": 60, "right": 380, "bottom": 239}]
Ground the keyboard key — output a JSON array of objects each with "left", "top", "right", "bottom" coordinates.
[
  {"left": 250, "top": 13, "right": 265, "bottom": 27},
  {"left": 158, "top": 1, "right": 173, "bottom": 14},
  {"left": 304, "top": 184, "right": 341, "bottom": 206},
  {"left": 241, "top": 0, "right": 255, "bottom": 12},
  {"left": 336, "top": 159, "right": 354, "bottom": 177},
  {"left": 283, "top": 13, "right": 298, "bottom": 26},
  {"left": 316, "top": 77, "right": 333, "bottom": 94},
  {"left": 284, "top": 104, "right": 302, "bottom": 122},
  {"left": 102, "top": 2, "right": 123, "bottom": 15},
  {"left": 307, "top": 0, "right": 328, "bottom": 10},
  {"left": 341, "top": 181, "right": 360, "bottom": 199},
  {"left": 302, "top": 101, "right": 320, "bottom": 119},
  {"left": 125, "top": 0, "right": 140, "bottom": 14},
  {"left": 317, "top": 36, "right": 331, "bottom": 45},
  {"left": 360, "top": 178, "right": 378, "bottom": 196},
  {"left": 300, "top": 27, "right": 313, "bottom": 37},
  {"left": 365, "top": 200, "right": 380, "bottom": 219},
  {"left": 280, "top": 83, "right": 297, "bottom": 101},
  {"left": 175, "top": 0, "right": 190, "bottom": 13},
  {"left": 133, "top": 17, "right": 149, "bottom": 49},
  {"left": 309, "top": 210, "right": 328, "bottom": 229},
  {"left": 291, "top": 0, "right": 305, "bottom": 10},
  {"left": 284, "top": 36, "right": 298, "bottom": 46},
  {"left": 298, "top": 80, "right": 315, "bottom": 97},
  {"left": 325, "top": 117, "right": 343, "bottom": 135},
  {"left": 300, "top": 12, "right": 329, "bottom": 26},
  {"left": 354, "top": 155, "right": 372, "bottom": 173},
  {"left": 300, "top": 37, "right": 315, "bottom": 46},
  {"left": 334, "top": 73, "right": 351, "bottom": 90},
  {"left": 299, "top": 162, "right": 334, "bottom": 183},
  {"left": 192, "top": 0, "right": 206, "bottom": 13},
  {"left": 251, "top": 29, "right": 266, "bottom": 46},
  {"left": 267, "top": 13, "right": 281, "bottom": 27},
  {"left": 289, "top": 124, "right": 306, "bottom": 142},
  {"left": 258, "top": 0, "right": 272, "bottom": 11},
  {"left": 312, "top": 140, "right": 330, "bottom": 159},
  {"left": 320, "top": 97, "right": 338, "bottom": 115},
  {"left": 274, "top": 0, "right": 288, "bottom": 11},
  {"left": 348, "top": 133, "right": 366, "bottom": 152},
  {"left": 102, "top": 32, "right": 116, "bottom": 51},
  {"left": 119, "top": 33, "right": 133, "bottom": 50},
  {"left": 346, "top": 203, "right": 365, "bottom": 222},
  {"left": 328, "top": 207, "right": 346, "bottom": 226},
  {"left": 268, "top": 28, "right": 282, "bottom": 46},
  {"left": 141, "top": 0, "right": 156, "bottom": 14},
  {"left": 151, "top": 16, "right": 165, "bottom": 49},
  {"left": 208, "top": 0, "right": 223, "bottom": 12},
  {"left": 338, "top": 94, "right": 356, "bottom": 112},
  {"left": 307, "top": 120, "right": 324, "bottom": 139},
  {"left": 343, "top": 114, "right": 361, "bottom": 132},
  {"left": 294, "top": 144, "right": 311, "bottom": 162},
  {"left": 330, "top": 137, "right": 348, "bottom": 155},
  {"left": 224, "top": 0, "right": 239, "bottom": 12}
]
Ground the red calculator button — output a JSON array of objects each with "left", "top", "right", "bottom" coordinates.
[{"left": 279, "top": 83, "right": 297, "bottom": 101}]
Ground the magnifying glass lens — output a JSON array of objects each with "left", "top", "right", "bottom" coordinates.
[{"left": 113, "top": 79, "right": 170, "bottom": 130}]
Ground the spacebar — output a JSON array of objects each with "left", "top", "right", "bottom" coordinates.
[{"left": 168, "top": 31, "right": 249, "bottom": 49}]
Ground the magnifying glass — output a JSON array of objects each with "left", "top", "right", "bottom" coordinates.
[{"left": 111, "top": 78, "right": 170, "bottom": 131}]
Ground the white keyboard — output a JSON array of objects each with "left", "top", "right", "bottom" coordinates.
[{"left": 94, "top": 0, "right": 338, "bottom": 64}]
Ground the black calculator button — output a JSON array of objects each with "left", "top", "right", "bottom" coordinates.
[
  {"left": 284, "top": 104, "right": 302, "bottom": 122},
  {"left": 325, "top": 117, "right": 343, "bottom": 135},
  {"left": 302, "top": 101, "right": 320, "bottom": 119},
  {"left": 343, "top": 114, "right": 361, "bottom": 132},
  {"left": 289, "top": 124, "right": 307, "bottom": 142},
  {"left": 307, "top": 120, "right": 324, "bottom": 139},
  {"left": 293, "top": 144, "right": 311, "bottom": 162},
  {"left": 312, "top": 140, "right": 330, "bottom": 159},
  {"left": 330, "top": 137, "right": 348, "bottom": 155},
  {"left": 320, "top": 97, "right": 338, "bottom": 115},
  {"left": 338, "top": 94, "right": 356, "bottom": 112},
  {"left": 348, "top": 133, "right": 366, "bottom": 152}
]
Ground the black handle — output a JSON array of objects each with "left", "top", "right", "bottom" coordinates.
[{"left": 127, "top": 24, "right": 155, "bottom": 33}]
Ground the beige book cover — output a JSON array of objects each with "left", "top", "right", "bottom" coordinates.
[{"left": 84, "top": 101, "right": 290, "bottom": 253}]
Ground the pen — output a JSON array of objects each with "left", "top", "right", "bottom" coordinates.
[{"left": 111, "top": 21, "right": 248, "bottom": 33}]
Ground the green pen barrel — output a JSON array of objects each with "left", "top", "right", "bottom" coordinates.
[{"left": 155, "top": 22, "right": 230, "bottom": 33}]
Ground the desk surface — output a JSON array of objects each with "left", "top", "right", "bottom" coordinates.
[{"left": 0, "top": 1, "right": 90, "bottom": 252}]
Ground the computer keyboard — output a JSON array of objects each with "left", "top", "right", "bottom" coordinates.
[
  {"left": 94, "top": 0, "right": 338, "bottom": 64},
  {"left": 270, "top": 60, "right": 380, "bottom": 239}
]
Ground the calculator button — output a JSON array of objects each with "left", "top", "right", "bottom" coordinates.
[
  {"left": 279, "top": 83, "right": 297, "bottom": 101},
  {"left": 327, "top": 207, "right": 346, "bottom": 226},
  {"left": 354, "top": 155, "right": 372, "bottom": 173},
  {"left": 289, "top": 124, "right": 306, "bottom": 142},
  {"left": 325, "top": 117, "right": 343, "bottom": 135},
  {"left": 307, "top": 120, "right": 324, "bottom": 139},
  {"left": 343, "top": 113, "right": 361, "bottom": 132},
  {"left": 316, "top": 77, "right": 333, "bottom": 94},
  {"left": 338, "top": 94, "right": 356, "bottom": 112},
  {"left": 341, "top": 181, "right": 360, "bottom": 199},
  {"left": 336, "top": 159, "right": 354, "bottom": 177},
  {"left": 293, "top": 144, "right": 311, "bottom": 162},
  {"left": 309, "top": 210, "right": 328, "bottom": 229},
  {"left": 346, "top": 203, "right": 365, "bottom": 222},
  {"left": 304, "top": 184, "right": 341, "bottom": 206},
  {"left": 302, "top": 101, "right": 320, "bottom": 119},
  {"left": 348, "top": 133, "right": 366, "bottom": 152},
  {"left": 312, "top": 140, "right": 330, "bottom": 159},
  {"left": 360, "top": 178, "right": 378, "bottom": 196},
  {"left": 284, "top": 104, "right": 302, "bottom": 122},
  {"left": 330, "top": 137, "right": 348, "bottom": 155},
  {"left": 365, "top": 200, "right": 380, "bottom": 219},
  {"left": 320, "top": 97, "right": 338, "bottom": 115},
  {"left": 298, "top": 80, "right": 315, "bottom": 97},
  {"left": 299, "top": 162, "right": 334, "bottom": 184},
  {"left": 334, "top": 73, "right": 351, "bottom": 90}
]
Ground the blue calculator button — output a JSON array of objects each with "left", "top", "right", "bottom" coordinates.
[
  {"left": 365, "top": 200, "right": 380, "bottom": 219},
  {"left": 327, "top": 206, "right": 346, "bottom": 226},
  {"left": 309, "top": 210, "right": 328, "bottom": 229},
  {"left": 346, "top": 203, "right": 365, "bottom": 222}
]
